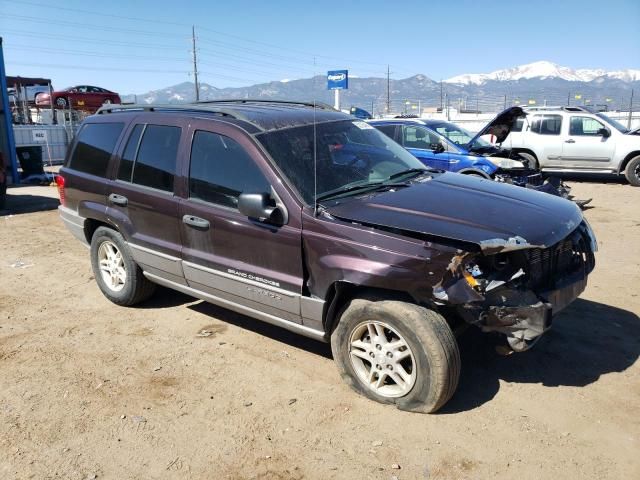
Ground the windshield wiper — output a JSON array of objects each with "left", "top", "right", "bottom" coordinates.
[
  {"left": 388, "top": 168, "right": 429, "bottom": 181},
  {"left": 315, "top": 181, "right": 409, "bottom": 204}
]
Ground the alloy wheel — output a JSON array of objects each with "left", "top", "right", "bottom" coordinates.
[
  {"left": 348, "top": 320, "right": 417, "bottom": 398},
  {"left": 97, "top": 240, "right": 127, "bottom": 292}
]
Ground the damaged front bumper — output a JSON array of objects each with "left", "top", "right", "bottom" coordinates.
[
  {"left": 479, "top": 270, "right": 588, "bottom": 351},
  {"left": 435, "top": 221, "right": 596, "bottom": 351}
]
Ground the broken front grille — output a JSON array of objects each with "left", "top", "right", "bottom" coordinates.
[{"left": 524, "top": 222, "right": 595, "bottom": 290}]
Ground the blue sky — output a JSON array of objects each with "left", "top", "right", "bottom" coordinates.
[{"left": 1, "top": 0, "right": 639, "bottom": 94}]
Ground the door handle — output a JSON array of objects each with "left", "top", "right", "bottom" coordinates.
[
  {"left": 108, "top": 193, "right": 128, "bottom": 206},
  {"left": 182, "top": 214, "right": 210, "bottom": 230},
  {"left": 565, "top": 139, "right": 576, "bottom": 144}
]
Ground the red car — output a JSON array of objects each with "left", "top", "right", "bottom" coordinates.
[{"left": 35, "top": 85, "right": 121, "bottom": 111}]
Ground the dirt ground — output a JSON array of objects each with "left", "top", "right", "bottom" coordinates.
[{"left": 1, "top": 180, "right": 639, "bottom": 480}]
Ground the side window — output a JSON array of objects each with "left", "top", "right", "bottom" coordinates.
[
  {"left": 402, "top": 126, "right": 441, "bottom": 150},
  {"left": 189, "top": 131, "right": 270, "bottom": 209},
  {"left": 530, "top": 115, "right": 562, "bottom": 135},
  {"left": 375, "top": 125, "right": 397, "bottom": 140},
  {"left": 68, "top": 122, "right": 124, "bottom": 177},
  {"left": 569, "top": 116, "right": 605, "bottom": 136},
  {"left": 511, "top": 118, "right": 524, "bottom": 132},
  {"left": 128, "top": 125, "right": 181, "bottom": 192},
  {"left": 117, "top": 124, "right": 144, "bottom": 182}
]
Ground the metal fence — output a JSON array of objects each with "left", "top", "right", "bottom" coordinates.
[
  {"left": 13, "top": 124, "right": 79, "bottom": 166},
  {"left": 369, "top": 88, "right": 637, "bottom": 124}
]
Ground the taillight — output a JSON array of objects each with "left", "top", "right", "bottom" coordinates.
[{"left": 55, "top": 174, "right": 66, "bottom": 206}]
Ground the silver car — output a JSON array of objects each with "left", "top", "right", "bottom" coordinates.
[{"left": 503, "top": 106, "right": 640, "bottom": 186}]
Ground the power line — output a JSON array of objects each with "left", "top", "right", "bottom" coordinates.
[
  {"left": 0, "top": 0, "right": 393, "bottom": 70},
  {"left": 9, "top": 61, "right": 190, "bottom": 74},
  {"left": 1, "top": 29, "right": 185, "bottom": 50}
]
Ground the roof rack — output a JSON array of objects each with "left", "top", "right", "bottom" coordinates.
[
  {"left": 194, "top": 98, "right": 336, "bottom": 110},
  {"left": 96, "top": 100, "right": 338, "bottom": 131},
  {"left": 523, "top": 105, "right": 590, "bottom": 113}
]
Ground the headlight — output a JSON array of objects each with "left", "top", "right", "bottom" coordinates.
[{"left": 487, "top": 157, "right": 525, "bottom": 169}]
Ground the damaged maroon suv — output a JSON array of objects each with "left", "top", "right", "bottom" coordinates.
[{"left": 57, "top": 100, "right": 596, "bottom": 413}]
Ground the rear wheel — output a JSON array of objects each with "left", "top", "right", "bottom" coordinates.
[
  {"left": 517, "top": 152, "right": 539, "bottom": 170},
  {"left": 624, "top": 155, "right": 640, "bottom": 186},
  {"left": 331, "top": 299, "right": 460, "bottom": 413},
  {"left": 90, "top": 227, "right": 156, "bottom": 306}
]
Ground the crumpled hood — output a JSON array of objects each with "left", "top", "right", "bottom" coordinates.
[
  {"left": 465, "top": 106, "right": 526, "bottom": 147},
  {"left": 326, "top": 172, "right": 583, "bottom": 252}
]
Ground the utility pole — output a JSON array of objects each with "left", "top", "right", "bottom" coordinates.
[
  {"left": 192, "top": 25, "right": 200, "bottom": 102},
  {"left": 386, "top": 65, "right": 390, "bottom": 114},
  {"left": 503, "top": 94, "right": 507, "bottom": 110},
  {"left": 567, "top": 92, "right": 570, "bottom": 106},
  {"left": 629, "top": 89, "right": 634, "bottom": 129},
  {"left": 440, "top": 81, "right": 443, "bottom": 110}
]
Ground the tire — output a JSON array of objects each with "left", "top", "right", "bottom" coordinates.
[
  {"left": 517, "top": 152, "right": 539, "bottom": 170},
  {"left": 331, "top": 299, "right": 460, "bottom": 413},
  {"left": 103, "top": 99, "right": 112, "bottom": 105},
  {"left": 55, "top": 97, "right": 67, "bottom": 108},
  {"left": 624, "top": 155, "right": 640, "bottom": 187},
  {"left": 90, "top": 227, "right": 156, "bottom": 306}
]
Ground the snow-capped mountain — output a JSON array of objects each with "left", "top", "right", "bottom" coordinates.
[{"left": 445, "top": 61, "right": 640, "bottom": 85}]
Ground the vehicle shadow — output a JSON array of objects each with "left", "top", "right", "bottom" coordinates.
[
  {"left": 135, "top": 287, "right": 331, "bottom": 357},
  {"left": 547, "top": 172, "right": 628, "bottom": 185},
  {"left": 441, "top": 298, "right": 640, "bottom": 414},
  {"left": 187, "top": 301, "right": 333, "bottom": 359},
  {"left": 1, "top": 193, "right": 60, "bottom": 215}
]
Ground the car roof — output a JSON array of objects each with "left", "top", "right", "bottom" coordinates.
[{"left": 96, "top": 100, "right": 351, "bottom": 133}]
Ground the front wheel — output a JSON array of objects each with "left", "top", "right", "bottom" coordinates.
[
  {"left": 55, "top": 97, "right": 68, "bottom": 108},
  {"left": 624, "top": 155, "right": 640, "bottom": 186},
  {"left": 331, "top": 299, "right": 460, "bottom": 413},
  {"left": 90, "top": 227, "right": 156, "bottom": 306},
  {"left": 517, "top": 152, "right": 539, "bottom": 170}
]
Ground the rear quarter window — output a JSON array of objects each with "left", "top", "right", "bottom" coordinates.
[
  {"left": 530, "top": 115, "right": 562, "bottom": 135},
  {"left": 68, "top": 122, "right": 124, "bottom": 176}
]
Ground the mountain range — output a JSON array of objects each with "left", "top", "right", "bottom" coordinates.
[
  {"left": 123, "top": 61, "right": 639, "bottom": 114},
  {"left": 445, "top": 61, "right": 640, "bottom": 85}
]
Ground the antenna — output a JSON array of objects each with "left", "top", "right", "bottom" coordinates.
[
  {"left": 313, "top": 56, "right": 318, "bottom": 216},
  {"left": 191, "top": 25, "right": 200, "bottom": 102}
]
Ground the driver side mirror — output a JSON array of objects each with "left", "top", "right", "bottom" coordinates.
[
  {"left": 238, "top": 192, "right": 284, "bottom": 225},
  {"left": 597, "top": 127, "right": 611, "bottom": 138},
  {"left": 431, "top": 143, "right": 445, "bottom": 153}
]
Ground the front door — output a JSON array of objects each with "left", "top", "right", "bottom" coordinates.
[
  {"left": 401, "top": 125, "right": 450, "bottom": 170},
  {"left": 178, "top": 121, "right": 305, "bottom": 324},
  {"left": 561, "top": 116, "right": 615, "bottom": 169}
]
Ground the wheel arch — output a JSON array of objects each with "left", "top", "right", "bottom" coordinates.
[
  {"left": 512, "top": 147, "right": 538, "bottom": 159},
  {"left": 618, "top": 151, "right": 640, "bottom": 174},
  {"left": 84, "top": 218, "right": 119, "bottom": 244},
  {"left": 322, "top": 281, "right": 416, "bottom": 336},
  {"left": 457, "top": 168, "right": 492, "bottom": 179}
]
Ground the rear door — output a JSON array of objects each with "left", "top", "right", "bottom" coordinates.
[
  {"left": 401, "top": 125, "right": 450, "bottom": 170},
  {"left": 178, "top": 120, "right": 305, "bottom": 324},
  {"left": 526, "top": 114, "right": 564, "bottom": 167},
  {"left": 560, "top": 115, "right": 615, "bottom": 169},
  {"left": 107, "top": 114, "right": 187, "bottom": 284}
]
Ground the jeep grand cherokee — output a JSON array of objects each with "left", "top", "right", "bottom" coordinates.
[{"left": 57, "top": 100, "right": 596, "bottom": 413}]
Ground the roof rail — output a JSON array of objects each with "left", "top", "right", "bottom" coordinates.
[
  {"left": 95, "top": 100, "right": 338, "bottom": 131},
  {"left": 522, "top": 105, "right": 564, "bottom": 111},
  {"left": 523, "top": 105, "right": 590, "bottom": 113},
  {"left": 194, "top": 98, "right": 336, "bottom": 110}
]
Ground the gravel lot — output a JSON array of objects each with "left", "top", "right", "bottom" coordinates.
[{"left": 1, "top": 180, "right": 639, "bottom": 480}]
